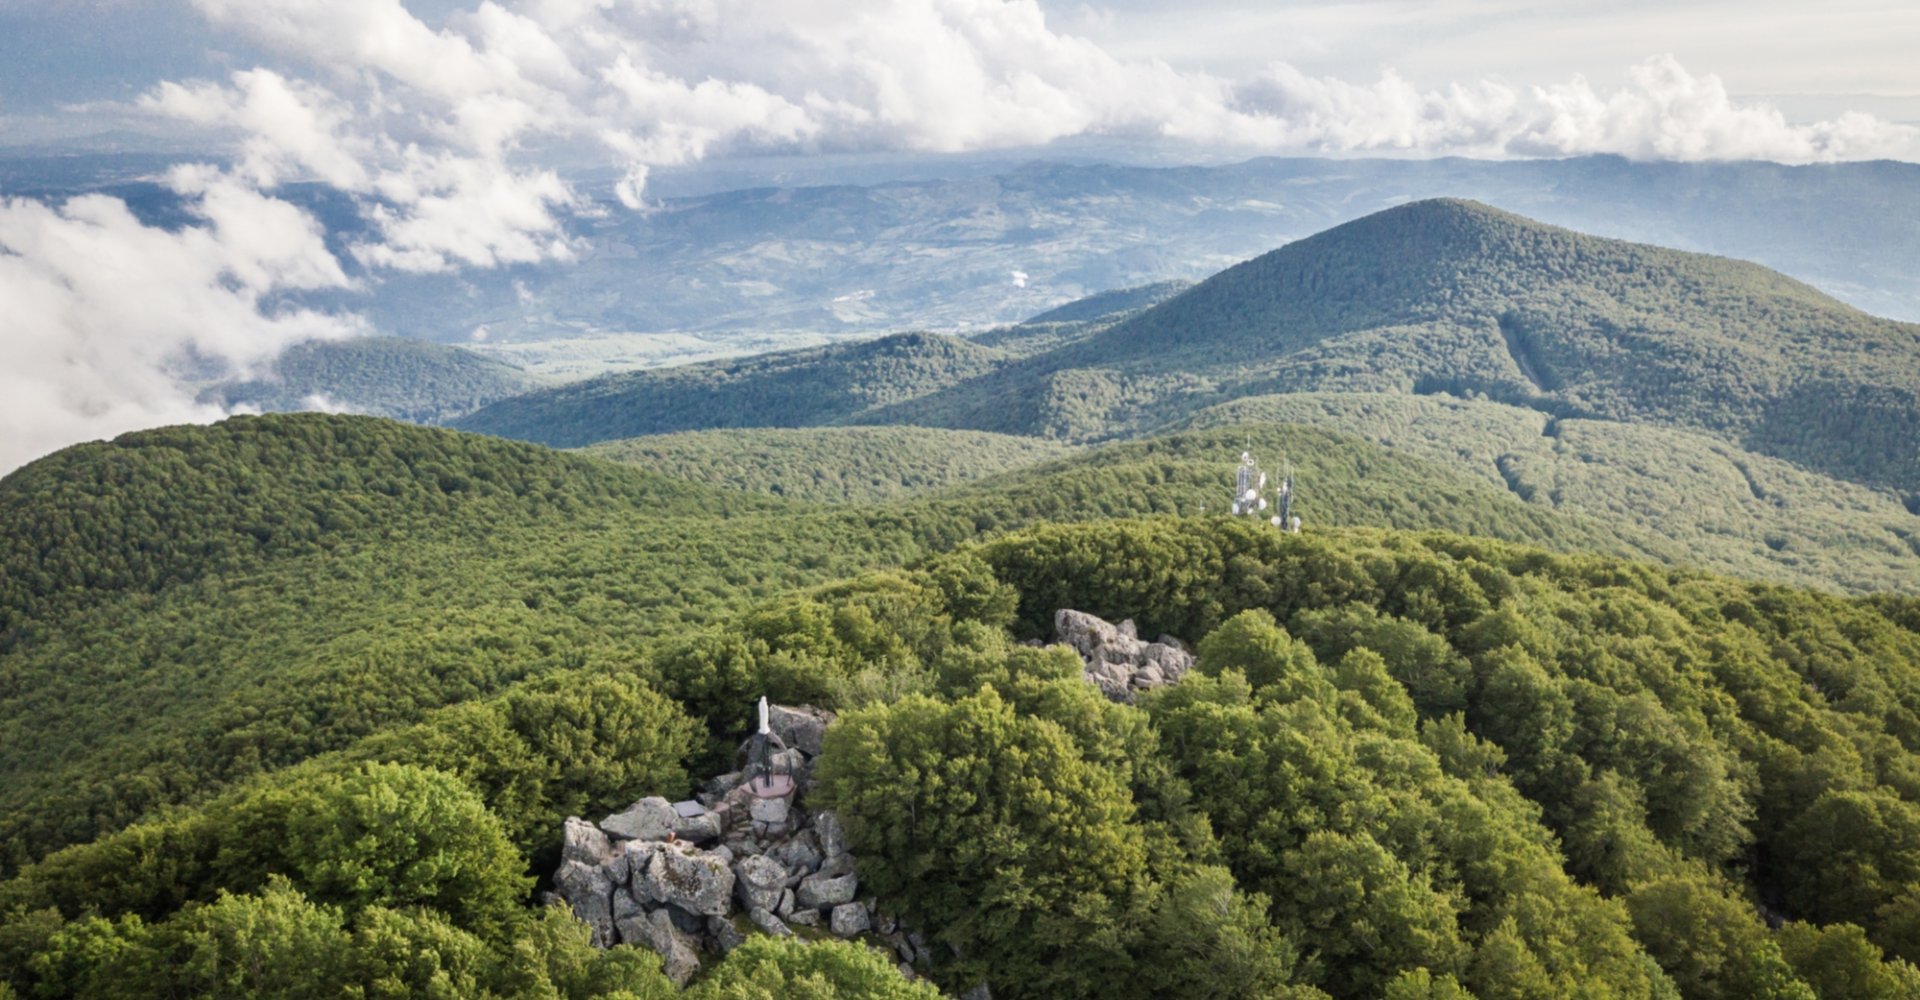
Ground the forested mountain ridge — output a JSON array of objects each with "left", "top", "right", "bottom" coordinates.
[
  {"left": 455, "top": 331, "right": 1005, "bottom": 447},
  {"left": 200, "top": 336, "right": 548, "bottom": 424},
  {"left": 1019, "top": 279, "right": 1194, "bottom": 325},
  {"left": 456, "top": 200, "right": 1920, "bottom": 496},
  {"left": 882, "top": 199, "right": 1920, "bottom": 490},
  {"left": 0, "top": 413, "right": 777, "bottom": 644}
]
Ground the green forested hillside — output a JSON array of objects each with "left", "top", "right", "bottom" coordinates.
[
  {"left": 13, "top": 190, "right": 1920, "bottom": 999},
  {"left": 8, "top": 499, "right": 1920, "bottom": 998},
  {"left": 0, "top": 416, "right": 1675, "bottom": 879},
  {"left": 877, "top": 200, "right": 1920, "bottom": 491},
  {"left": 201, "top": 336, "right": 546, "bottom": 423},
  {"left": 1020, "top": 279, "right": 1195, "bottom": 324},
  {"left": 1182, "top": 392, "right": 1920, "bottom": 594},
  {"left": 455, "top": 332, "right": 1005, "bottom": 447},
  {"left": 438, "top": 202, "right": 1920, "bottom": 598},
  {"left": 0, "top": 413, "right": 777, "bottom": 642},
  {"left": 581, "top": 426, "right": 1074, "bottom": 503},
  {"left": 0, "top": 417, "right": 905, "bottom": 877}
]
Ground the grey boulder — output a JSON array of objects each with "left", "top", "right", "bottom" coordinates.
[
  {"left": 797, "top": 871, "right": 858, "bottom": 909},
  {"left": 733, "top": 854, "right": 788, "bottom": 913},
  {"left": 766, "top": 704, "right": 833, "bottom": 756},
  {"left": 642, "top": 847, "right": 735, "bottom": 916},
  {"left": 562, "top": 816, "right": 617, "bottom": 867},
  {"left": 600, "top": 797, "right": 678, "bottom": 842},
  {"left": 622, "top": 908, "right": 701, "bottom": 987},
  {"left": 830, "top": 901, "right": 871, "bottom": 937},
  {"left": 813, "top": 810, "right": 850, "bottom": 860},
  {"left": 749, "top": 907, "right": 792, "bottom": 936},
  {"left": 708, "top": 914, "right": 747, "bottom": 954}
]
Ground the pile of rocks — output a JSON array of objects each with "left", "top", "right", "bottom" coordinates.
[
  {"left": 552, "top": 703, "right": 923, "bottom": 987},
  {"left": 1052, "top": 609, "right": 1194, "bottom": 702}
]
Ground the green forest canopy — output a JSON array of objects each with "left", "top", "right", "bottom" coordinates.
[{"left": 8, "top": 504, "right": 1920, "bottom": 998}]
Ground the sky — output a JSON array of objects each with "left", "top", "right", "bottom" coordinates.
[{"left": 0, "top": 0, "right": 1917, "bottom": 473}]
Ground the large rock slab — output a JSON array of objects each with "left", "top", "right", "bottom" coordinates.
[
  {"left": 768, "top": 830, "right": 823, "bottom": 876},
  {"left": 830, "top": 901, "right": 871, "bottom": 937},
  {"left": 766, "top": 704, "right": 834, "bottom": 756},
  {"left": 797, "top": 871, "right": 858, "bottom": 909},
  {"left": 814, "top": 810, "right": 849, "bottom": 861},
  {"left": 749, "top": 907, "right": 792, "bottom": 936},
  {"left": 562, "top": 816, "right": 617, "bottom": 867},
  {"left": 602, "top": 796, "right": 728, "bottom": 844},
  {"left": 642, "top": 847, "right": 735, "bottom": 916},
  {"left": 709, "top": 914, "right": 747, "bottom": 954},
  {"left": 553, "top": 860, "right": 616, "bottom": 949},
  {"left": 600, "top": 797, "right": 678, "bottom": 842},
  {"left": 608, "top": 840, "right": 658, "bottom": 886},
  {"left": 674, "top": 808, "right": 725, "bottom": 845},
  {"left": 733, "top": 854, "right": 788, "bottom": 913},
  {"left": 622, "top": 908, "right": 700, "bottom": 986}
]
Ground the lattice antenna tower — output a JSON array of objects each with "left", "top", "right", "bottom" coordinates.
[{"left": 1230, "top": 440, "right": 1300, "bottom": 533}]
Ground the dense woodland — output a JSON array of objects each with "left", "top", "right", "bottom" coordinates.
[
  {"left": 1178, "top": 392, "right": 1920, "bottom": 594},
  {"left": 581, "top": 428, "right": 1072, "bottom": 504},
  {"left": 6, "top": 422, "right": 1920, "bottom": 997},
  {"left": 457, "top": 333, "right": 1005, "bottom": 448},
  {"left": 4, "top": 412, "right": 1920, "bottom": 998},
  {"left": 8, "top": 201, "right": 1920, "bottom": 997},
  {"left": 0, "top": 415, "right": 1682, "bottom": 881}
]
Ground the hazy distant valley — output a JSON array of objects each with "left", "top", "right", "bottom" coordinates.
[{"left": 12, "top": 152, "right": 1920, "bottom": 385}]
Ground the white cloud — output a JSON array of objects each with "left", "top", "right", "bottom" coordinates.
[
  {"left": 156, "top": 0, "right": 1918, "bottom": 208},
  {"left": 1227, "top": 55, "right": 1920, "bottom": 160},
  {"left": 141, "top": 70, "right": 373, "bottom": 189},
  {"left": 0, "top": 175, "right": 357, "bottom": 473}
]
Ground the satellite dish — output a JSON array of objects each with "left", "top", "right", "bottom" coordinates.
[
  {"left": 1258, "top": 498, "right": 1268, "bottom": 510},
  {"left": 1270, "top": 515, "right": 1283, "bottom": 526}
]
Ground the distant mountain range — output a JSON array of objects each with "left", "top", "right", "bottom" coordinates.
[
  {"left": 9, "top": 153, "right": 1919, "bottom": 360},
  {"left": 347, "top": 155, "right": 1920, "bottom": 342}
]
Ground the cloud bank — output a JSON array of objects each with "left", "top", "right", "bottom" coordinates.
[{"left": 4, "top": 0, "right": 1918, "bottom": 472}]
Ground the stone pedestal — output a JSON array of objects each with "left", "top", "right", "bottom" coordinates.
[{"left": 747, "top": 773, "right": 796, "bottom": 837}]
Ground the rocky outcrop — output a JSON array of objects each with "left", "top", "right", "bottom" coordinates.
[
  {"left": 1053, "top": 609, "right": 1194, "bottom": 702},
  {"left": 553, "top": 702, "right": 939, "bottom": 986}
]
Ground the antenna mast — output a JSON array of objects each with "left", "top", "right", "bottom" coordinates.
[{"left": 1230, "top": 446, "right": 1300, "bottom": 533}]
